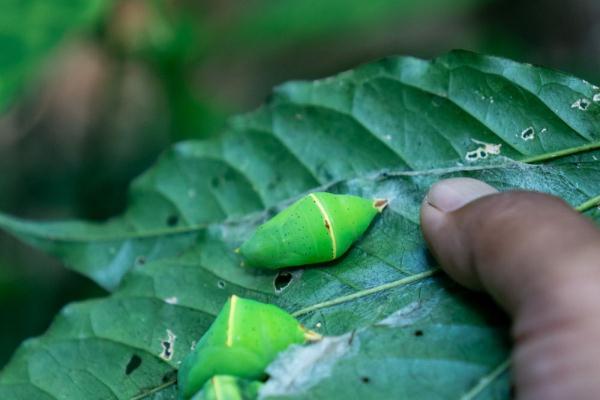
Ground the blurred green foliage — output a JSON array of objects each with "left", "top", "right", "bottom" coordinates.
[
  {"left": 0, "top": 0, "right": 108, "bottom": 111},
  {"left": 111, "top": 0, "right": 489, "bottom": 141}
]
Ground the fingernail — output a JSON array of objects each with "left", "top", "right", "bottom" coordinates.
[{"left": 426, "top": 178, "right": 498, "bottom": 212}]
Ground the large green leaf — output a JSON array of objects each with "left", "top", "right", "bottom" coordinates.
[
  {"left": 0, "top": 0, "right": 109, "bottom": 112},
  {"left": 1, "top": 51, "right": 600, "bottom": 399}
]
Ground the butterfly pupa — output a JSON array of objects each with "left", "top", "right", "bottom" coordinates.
[
  {"left": 190, "top": 375, "right": 262, "bottom": 400},
  {"left": 178, "top": 296, "right": 320, "bottom": 399},
  {"left": 239, "top": 192, "right": 387, "bottom": 269}
]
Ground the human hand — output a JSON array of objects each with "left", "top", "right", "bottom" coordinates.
[{"left": 420, "top": 178, "right": 600, "bottom": 400}]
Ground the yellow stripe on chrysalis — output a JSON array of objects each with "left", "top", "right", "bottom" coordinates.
[
  {"left": 226, "top": 295, "right": 238, "bottom": 347},
  {"left": 309, "top": 193, "right": 337, "bottom": 259},
  {"left": 212, "top": 377, "right": 223, "bottom": 400}
]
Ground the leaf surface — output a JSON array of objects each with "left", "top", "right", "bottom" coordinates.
[{"left": 1, "top": 51, "right": 600, "bottom": 399}]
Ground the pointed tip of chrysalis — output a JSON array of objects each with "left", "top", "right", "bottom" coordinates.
[
  {"left": 373, "top": 198, "right": 388, "bottom": 213},
  {"left": 302, "top": 328, "right": 323, "bottom": 342}
]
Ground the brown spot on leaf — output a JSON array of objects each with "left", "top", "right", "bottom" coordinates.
[{"left": 373, "top": 199, "right": 389, "bottom": 212}]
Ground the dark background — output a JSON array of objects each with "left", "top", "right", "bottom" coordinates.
[{"left": 1, "top": 0, "right": 598, "bottom": 367}]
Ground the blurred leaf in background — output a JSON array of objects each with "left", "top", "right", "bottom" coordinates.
[
  {"left": 0, "top": 0, "right": 108, "bottom": 112},
  {"left": 106, "top": 0, "right": 491, "bottom": 141},
  {"left": 476, "top": 0, "right": 600, "bottom": 83}
]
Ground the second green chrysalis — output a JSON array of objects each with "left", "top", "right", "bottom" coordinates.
[
  {"left": 191, "top": 376, "right": 262, "bottom": 400},
  {"left": 239, "top": 192, "right": 387, "bottom": 269},
  {"left": 178, "top": 296, "right": 319, "bottom": 400}
]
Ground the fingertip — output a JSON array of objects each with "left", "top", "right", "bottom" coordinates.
[
  {"left": 420, "top": 178, "right": 498, "bottom": 289},
  {"left": 419, "top": 198, "right": 446, "bottom": 264},
  {"left": 426, "top": 178, "right": 498, "bottom": 212},
  {"left": 420, "top": 197, "right": 445, "bottom": 234},
  {"left": 420, "top": 179, "right": 600, "bottom": 399}
]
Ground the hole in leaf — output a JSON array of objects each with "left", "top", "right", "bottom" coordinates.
[
  {"left": 125, "top": 355, "right": 142, "bottom": 375},
  {"left": 361, "top": 376, "right": 371, "bottom": 384},
  {"left": 217, "top": 280, "right": 226, "bottom": 289},
  {"left": 414, "top": 330, "right": 424, "bottom": 337},
  {"left": 166, "top": 215, "right": 179, "bottom": 227},
  {"left": 162, "top": 341, "right": 172, "bottom": 358},
  {"left": 162, "top": 370, "right": 177, "bottom": 383},
  {"left": 466, "top": 151, "right": 479, "bottom": 161},
  {"left": 274, "top": 272, "right": 293, "bottom": 293},
  {"left": 136, "top": 256, "right": 146, "bottom": 266},
  {"left": 521, "top": 127, "right": 535, "bottom": 141},
  {"left": 160, "top": 329, "right": 176, "bottom": 361}
]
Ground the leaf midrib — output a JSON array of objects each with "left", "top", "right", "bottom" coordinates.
[{"left": 3, "top": 153, "right": 599, "bottom": 244}]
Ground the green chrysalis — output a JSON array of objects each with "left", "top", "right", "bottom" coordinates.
[
  {"left": 239, "top": 192, "right": 387, "bottom": 269},
  {"left": 191, "top": 375, "right": 262, "bottom": 400},
  {"left": 178, "top": 296, "right": 320, "bottom": 400}
]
